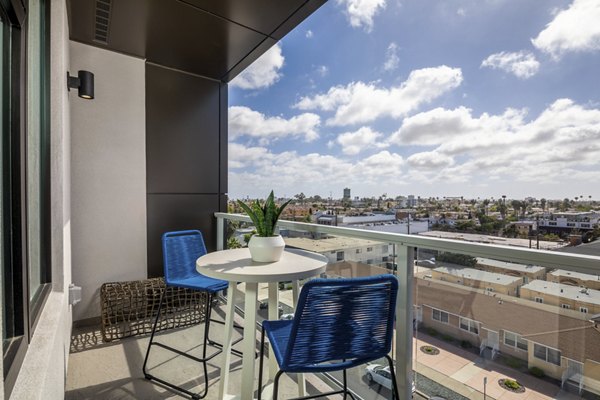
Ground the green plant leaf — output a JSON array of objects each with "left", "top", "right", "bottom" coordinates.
[
  {"left": 252, "top": 201, "right": 266, "bottom": 236},
  {"left": 264, "top": 191, "right": 275, "bottom": 236},
  {"left": 237, "top": 200, "right": 261, "bottom": 233}
]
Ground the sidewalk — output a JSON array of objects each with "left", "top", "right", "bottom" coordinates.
[{"left": 414, "top": 333, "right": 581, "bottom": 400}]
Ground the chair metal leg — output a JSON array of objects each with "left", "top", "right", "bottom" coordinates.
[
  {"left": 343, "top": 368, "right": 348, "bottom": 400},
  {"left": 257, "top": 327, "right": 266, "bottom": 400},
  {"left": 143, "top": 289, "right": 165, "bottom": 376},
  {"left": 385, "top": 355, "right": 400, "bottom": 400},
  {"left": 143, "top": 289, "right": 223, "bottom": 399},
  {"left": 273, "top": 370, "right": 284, "bottom": 400}
]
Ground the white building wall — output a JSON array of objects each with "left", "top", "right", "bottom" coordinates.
[{"left": 70, "top": 42, "right": 147, "bottom": 321}]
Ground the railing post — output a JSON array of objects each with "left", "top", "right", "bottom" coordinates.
[
  {"left": 216, "top": 216, "right": 224, "bottom": 251},
  {"left": 395, "top": 244, "right": 414, "bottom": 399}
]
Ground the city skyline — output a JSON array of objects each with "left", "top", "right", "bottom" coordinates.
[{"left": 228, "top": 0, "right": 600, "bottom": 200}]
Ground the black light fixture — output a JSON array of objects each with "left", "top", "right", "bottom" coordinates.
[{"left": 67, "top": 70, "right": 94, "bottom": 99}]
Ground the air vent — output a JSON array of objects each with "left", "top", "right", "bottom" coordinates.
[{"left": 94, "top": 0, "right": 111, "bottom": 44}]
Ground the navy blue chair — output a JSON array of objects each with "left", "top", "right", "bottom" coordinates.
[
  {"left": 143, "top": 230, "right": 240, "bottom": 399},
  {"left": 258, "top": 274, "right": 399, "bottom": 400}
]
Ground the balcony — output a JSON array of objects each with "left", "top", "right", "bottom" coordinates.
[
  {"left": 3, "top": 0, "right": 600, "bottom": 399},
  {"left": 65, "top": 213, "right": 600, "bottom": 400}
]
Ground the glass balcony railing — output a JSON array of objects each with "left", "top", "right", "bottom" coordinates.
[{"left": 216, "top": 212, "right": 600, "bottom": 400}]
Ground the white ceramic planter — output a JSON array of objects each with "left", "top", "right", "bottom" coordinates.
[{"left": 248, "top": 235, "right": 285, "bottom": 262}]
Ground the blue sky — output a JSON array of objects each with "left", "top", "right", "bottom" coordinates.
[{"left": 228, "top": 0, "right": 600, "bottom": 201}]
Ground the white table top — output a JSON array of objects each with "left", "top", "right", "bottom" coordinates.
[{"left": 196, "top": 247, "right": 328, "bottom": 283}]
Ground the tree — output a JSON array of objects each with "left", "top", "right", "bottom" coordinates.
[
  {"left": 294, "top": 192, "right": 306, "bottom": 205},
  {"left": 540, "top": 198, "right": 546, "bottom": 211}
]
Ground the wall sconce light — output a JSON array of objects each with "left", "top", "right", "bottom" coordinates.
[{"left": 67, "top": 70, "right": 94, "bottom": 99}]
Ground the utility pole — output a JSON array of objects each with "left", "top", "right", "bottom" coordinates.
[{"left": 536, "top": 214, "right": 540, "bottom": 250}]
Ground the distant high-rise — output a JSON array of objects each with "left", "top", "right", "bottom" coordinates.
[
  {"left": 407, "top": 194, "right": 417, "bottom": 207},
  {"left": 343, "top": 188, "right": 351, "bottom": 200}
]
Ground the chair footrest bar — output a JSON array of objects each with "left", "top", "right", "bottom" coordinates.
[
  {"left": 152, "top": 341, "right": 221, "bottom": 362},
  {"left": 144, "top": 372, "right": 204, "bottom": 400}
]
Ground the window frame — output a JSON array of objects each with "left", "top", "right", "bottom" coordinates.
[
  {"left": 1, "top": 0, "right": 52, "bottom": 395},
  {"left": 533, "top": 343, "right": 561, "bottom": 366},
  {"left": 459, "top": 317, "right": 479, "bottom": 334},
  {"left": 432, "top": 308, "right": 449, "bottom": 324},
  {"left": 504, "top": 330, "right": 528, "bottom": 352}
]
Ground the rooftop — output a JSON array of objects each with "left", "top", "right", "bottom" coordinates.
[
  {"left": 420, "top": 231, "right": 565, "bottom": 250},
  {"left": 433, "top": 267, "right": 522, "bottom": 286},
  {"left": 284, "top": 236, "right": 385, "bottom": 253},
  {"left": 522, "top": 280, "right": 600, "bottom": 306},
  {"left": 548, "top": 268, "right": 600, "bottom": 282},
  {"left": 476, "top": 257, "right": 545, "bottom": 274}
]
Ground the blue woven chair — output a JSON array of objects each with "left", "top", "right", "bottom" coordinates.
[
  {"left": 142, "top": 230, "right": 241, "bottom": 400},
  {"left": 257, "top": 274, "right": 399, "bottom": 400}
]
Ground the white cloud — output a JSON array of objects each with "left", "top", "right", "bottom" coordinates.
[
  {"left": 229, "top": 143, "right": 271, "bottom": 169},
  {"left": 229, "top": 106, "right": 320, "bottom": 144},
  {"left": 294, "top": 65, "right": 463, "bottom": 126},
  {"left": 228, "top": 144, "right": 405, "bottom": 198},
  {"left": 383, "top": 42, "right": 400, "bottom": 71},
  {"left": 532, "top": 0, "right": 600, "bottom": 59},
  {"left": 306, "top": 30, "right": 314, "bottom": 38},
  {"left": 316, "top": 65, "right": 329, "bottom": 77},
  {"left": 481, "top": 51, "right": 540, "bottom": 79},
  {"left": 390, "top": 99, "right": 600, "bottom": 185},
  {"left": 230, "top": 43, "right": 284, "bottom": 90},
  {"left": 336, "top": 126, "right": 388, "bottom": 155},
  {"left": 336, "top": 0, "right": 386, "bottom": 32},
  {"left": 407, "top": 151, "right": 454, "bottom": 169}
]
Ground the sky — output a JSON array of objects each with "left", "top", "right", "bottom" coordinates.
[{"left": 227, "top": 0, "right": 600, "bottom": 201}]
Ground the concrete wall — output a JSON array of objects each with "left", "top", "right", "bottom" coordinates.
[
  {"left": 70, "top": 41, "right": 147, "bottom": 321},
  {"left": 9, "top": 1, "right": 73, "bottom": 398}
]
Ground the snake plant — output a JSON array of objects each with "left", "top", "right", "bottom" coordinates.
[{"left": 237, "top": 191, "right": 291, "bottom": 237}]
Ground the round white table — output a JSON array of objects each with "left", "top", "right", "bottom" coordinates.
[{"left": 197, "top": 247, "right": 328, "bottom": 400}]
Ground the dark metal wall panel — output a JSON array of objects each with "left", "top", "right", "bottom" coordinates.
[
  {"left": 219, "top": 83, "right": 228, "bottom": 194},
  {"left": 145, "top": 63, "right": 227, "bottom": 278},
  {"left": 145, "top": 0, "right": 266, "bottom": 79},
  {"left": 146, "top": 194, "right": 220, "bottom": 277},
  {"left": 146, "top": 64, "right": 220, "bottom": 194},
  {"left": 67, "top": 0, "right": 327, "bottom": 80},
  {"left": 180, "top": 0, "right": 306, "bottom": 36}
]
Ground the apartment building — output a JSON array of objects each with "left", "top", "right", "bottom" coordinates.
[
  {"left": 431, "top": 267, "right": 523, "bottom": 296},
  {"left": 284, "top": 236, "right": 394, "bottom": 268},
  {"left": 521, "top": 280, "right": 600, "bottom": 315},
  {"left": 539, "top": 212, "right": 600, "bottom": 232},
  {"left": 547, "top": 269, "right": 600, "bottom": 291},
  {"left": 476, "top": 257, "right": 546, "bottom": 283},
  {"left": 417, "top": 278, "right": 600, "bottom": 394}
]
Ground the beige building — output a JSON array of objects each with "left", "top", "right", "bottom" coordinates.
[
  {"left": 431, "top": 266, "right": 523, "bottom": 296},
  {"left": 547, "top": 269, "right": 600, "bottom": 291},
  {"left": 284, "top": 236, "right": 393, "bottom": 268},
  {"left": 416, "top": 278, "right": 600, "bottom": 394},
  {"left": 476, "top": 258, "right": 546, "bottom": 283},
  {"left": 521, "top": 280, "right": 600, "bottom": 315}
]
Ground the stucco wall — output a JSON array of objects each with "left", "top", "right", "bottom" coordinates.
[{"left": 70, "top": 41, "right": 147, "bottom": 321}]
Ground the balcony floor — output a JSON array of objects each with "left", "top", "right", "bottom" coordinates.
[{"left": 66, "top": 302, "right": 408, "bottom": 400}]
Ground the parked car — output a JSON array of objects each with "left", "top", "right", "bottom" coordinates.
[{"left": 364, "top": 364, "right": 415, "bottom": 393}]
